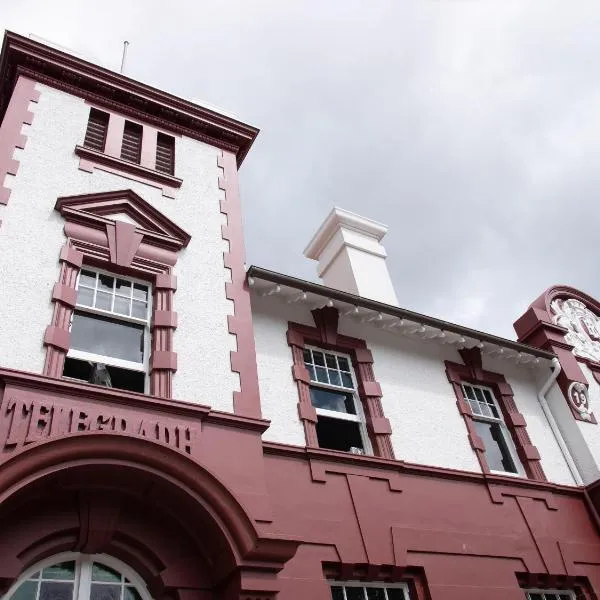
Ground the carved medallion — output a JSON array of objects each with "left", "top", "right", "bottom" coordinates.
[
  {"left": 551, "top": 298, "right": 600, "bottom": 362},
  {"left": 568, "top": 382, "right": 592, "bottom": 421}
]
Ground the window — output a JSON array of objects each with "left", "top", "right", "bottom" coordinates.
[
  {"left": 155, "top": 133, "right": 175, "bottom": 175},
  {"left": 524, "top": 590, "right": 575, "bottom": 600},
  {"left": 4, "top": 554, "right": 150, "bottom": 600},
  {"left": 83, "top": 108, "right": 109, "bottom": 152},
  {"left": 304, "top": 348, "right": 371, "bottom": 454},
  {"left": 462, "top": 383, "right": 523, "bottom": 475},
  {"left": 329, "top": 582, "right": 410, "bottom": 600},
  {"left": 120, "top": 120, "right": 143, "bottom": 164},
  {"left": 62, "top": 268, "right": 151, "bottom": 393}
]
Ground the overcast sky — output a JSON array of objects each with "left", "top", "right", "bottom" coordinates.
[{"left": 3, "top": 1, "right": 600, "bottom": 339}]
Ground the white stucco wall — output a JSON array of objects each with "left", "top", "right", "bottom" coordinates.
[
  {"left": 0, "top": 83, "right": 238, "bottom": 411},
  {"left": 252, "top": 294, "right": 579, "bottom": 483},
  {"left": 483, "top": 356, "right": 575, "bottom": 485},
  {"left": 570, "top": 363, "right": 600, "bottom": 482}
]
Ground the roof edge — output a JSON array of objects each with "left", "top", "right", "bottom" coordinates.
[
  {"left": 247, "top": 265, "right": 555, "bottom": 360},
  {"left": 0, "top": 31, "right": 259, "bottom": 165}
]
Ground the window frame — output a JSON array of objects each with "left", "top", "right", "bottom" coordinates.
[
  {"left": 287, "top": 313, "right": 395, "bottom": 460},
  {"left": 1, "top": 552, "right": 152, "bottom": 600},
  {"left": 461, "top": 382, "right": 525, "bottom": 477},
  {"left": 65, "top": 266, "right": 152, "bottom": 389},
  {"left": 328, "top": 580, "right": 411, "bottom": 600},
  {"left": 444, "top": 350, "right": 547, "bottom": 482},
  {"left": 305, "top": 345, "right": 373, "bottom": 454},
  {"left": 523, "top": 589, "right": 576, "bottom": 600}
]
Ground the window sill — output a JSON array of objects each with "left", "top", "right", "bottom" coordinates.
[{"left": 75, "top": 145, "right": 183, "bottom": 197}]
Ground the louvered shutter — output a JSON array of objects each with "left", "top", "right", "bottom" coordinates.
[
  {"left": 155, "top": 133, "right": 175, "bottom": 175},
  {"left": 83, "top": 108, "right": 109, "bottom": 152},
  {"left": 120, "top": 121, "right": 143, "bottom": 164}
]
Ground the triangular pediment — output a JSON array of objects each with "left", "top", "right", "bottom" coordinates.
[{"left": 55, "top": 189, "right": 191, "bottom": 248}]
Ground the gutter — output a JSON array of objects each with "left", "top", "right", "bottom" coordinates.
[
  {"left": 537, "top": 358, "right": 583, "bottom": 485},
  {"left": 247, "top": 266, "right": 555, "bottom": 361}
]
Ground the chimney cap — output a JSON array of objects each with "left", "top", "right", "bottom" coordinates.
[{"left": 304, "top": 207, "right": 389, "bottom": 260}]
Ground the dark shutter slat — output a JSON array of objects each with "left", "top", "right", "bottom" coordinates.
[
  {"left": 120, "top": 121, "right": 143, "bottom": 164},
  {"left": 155, "top": 133, "right": 174, "bottom": 174},
  {"left": 83, "top": 109, "right": 109, "bottom": 152}
]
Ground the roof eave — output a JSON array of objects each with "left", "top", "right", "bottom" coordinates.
[
  {"left": 0, "top": 31, "right": 259, "bottom": 165},
  {"left": 246, "top": 265, "right": 556, "bottom": 361}
]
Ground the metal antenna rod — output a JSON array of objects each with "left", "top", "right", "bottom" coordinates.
[{"left": 120, "top": 41, "right": 129, "bottom": 74}]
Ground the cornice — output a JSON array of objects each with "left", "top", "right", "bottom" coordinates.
[{"left": 0, "top": 32, "right": 259, "bottom": 165}]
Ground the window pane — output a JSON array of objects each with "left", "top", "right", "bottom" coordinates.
[
  {"left": 114, "top": 296, "right": 131, "bottom": 316},
  {"left": 70, "top": 311, "right": 144, "bottom": 363},
  {"left": 527, "top": 594, "right": 543, "bottom": 600},
  {"left": 341, "top": 372, "right": 353, "bottom": 388},
  {"left": 133, "top": 284, "right": 148, "bottom": 302},
  {"left": 329, "top": 370, "right": 341, "bottom": 386},
  {"left": 90, "top": 584, "right": 120, "bottom": 600},
  {"left": 92, "top": 563, "right": 122, "bottom": 583},
  {"left": 42, "top": 563, "right": 75, "bottom": 580},
  {"left": 559, "top": 595, "right": 573, "bottom": 600},
  {"left": 326, "top": 354, "right": 337, "bottom": 368},
  {"left": 468, "top": 399, "right": 482, "bottom": 416},
  {"left": 344, "top": 588, "right": 365, "bottom": 600},
  {"left": 310, "top": 388, "right": 356, "bottom": 414},
  {"left": 98, "top": 274, "right": 114, "bottom": 292},
  {"left": 463, "top": 385, "right": 475, "bottom": 400},
  {"left": 306, "top": 365, "right": 316, "bottom": 381},
  {"left": 123, "top": 589, "right": 141, "bottom": 600},
  {"left": 303, "top": 349, "right": 312, "bottom": 364},
  {"left": 115, "top": 279, "right": 132, "bottom": 296},
  {"left": 316, "top": 416, "right": 364, "bottom": 452},
  {"left": 95, "top": 291, "right": 112, "bottom": 311},
  {"left": 386, "top": 590, "right": 406, "bottom": 600},
  {"left": 39, "top": 582, "right": 74, "bottom": 600},
  {"left": 479, "top": 403, "right": 493, "bottom": 419},
  {"left": 313, "top": 351, "right": 325, "bottom": 366},
  {"left": 77, "top": 287, "right": 94, "bottom": 307},
  {"left": 10, "top": 580, "right": 38, "bottom": 600},
  {"left": 79, "top": 270, "right": 97, "bottom": 288},
  {"left": 315, "top": 366, "right": 328, "bottom": 383},
  {"left": 330, "top": 587, "right": 344, "bottom": 600},
  {"left": 131, "top": 301, "right": 147, "bottom": 320},
  {"left": 474, "top": 387, "right": 486, "bottom": 404},
  {"left": 473, "top": 420, "right": 517, "bottom": 473},
  {"left": 366, "top": 588, "right": 386, "bottom": 600},
  {"left": 338, "top": 357, "right": 350, "bottom": 371}
]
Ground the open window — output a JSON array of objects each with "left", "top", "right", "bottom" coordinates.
[
  {"left": 462, "top": 383, "right": 524, "bottom": 476},
  {"left": 303, "top": 347, "right": 371, "bottom": 454},
  {"left": 62, "top": 268, "right": 151, "bottom": 393}
]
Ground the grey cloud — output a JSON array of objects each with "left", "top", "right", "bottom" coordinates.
[{"left": 4, "top": 0, "right": 600, "bottom": 337}]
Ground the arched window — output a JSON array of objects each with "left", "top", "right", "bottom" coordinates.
[{"left": 2, "top": 554, "right": 152, "bottom": 600}]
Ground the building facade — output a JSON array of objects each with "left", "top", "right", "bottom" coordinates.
[{"left": 0, "top": 31, "right": 600, "bottom": 600}]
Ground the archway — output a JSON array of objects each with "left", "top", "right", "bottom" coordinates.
[{"left": 0, "top": 433, "right": 298, "bottom": 600}]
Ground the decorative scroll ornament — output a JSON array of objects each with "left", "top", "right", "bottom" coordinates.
[
  {"left": 568, "top": 382, "right": 592, "bottom": 421},
  {"left": 551, "top": 298, "right": 600, "bottom": 362}
]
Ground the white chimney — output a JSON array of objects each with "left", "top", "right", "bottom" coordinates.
[{"left": 304, "top": 207, "right": 399, "bottom": 306}]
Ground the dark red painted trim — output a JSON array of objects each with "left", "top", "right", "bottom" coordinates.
[
  {"left": 44, "top": 190, "right": 192, "bottom": 398},
  {"left": 75, "top": 145, "right": 182, "bottom": 198},
  {"left": 445, "top": 348, "right": 547, "bottom": 482},
  {"left": 218, "top": 150, "right": 262, "bottom": 418},
  {"left": 515, "top": 285, "right": 598, "bottom": 424},
  {"left": 0, "top": 433, "right": 299, "bottom": 599},
  {"left": 262, "top": 440, "right": 582, "bottom": 495},
  {"left": 55, "top": 189, "right": 191, "bottom": 250},
  {"left": 287, "top": 309, "right": 394, "bottom": 459},
  {"left": 0, "top": 33, "right": 258, "bottom": 165},
  {"left": 0, "top": 75, "right": 39, "bottom": 205}
]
